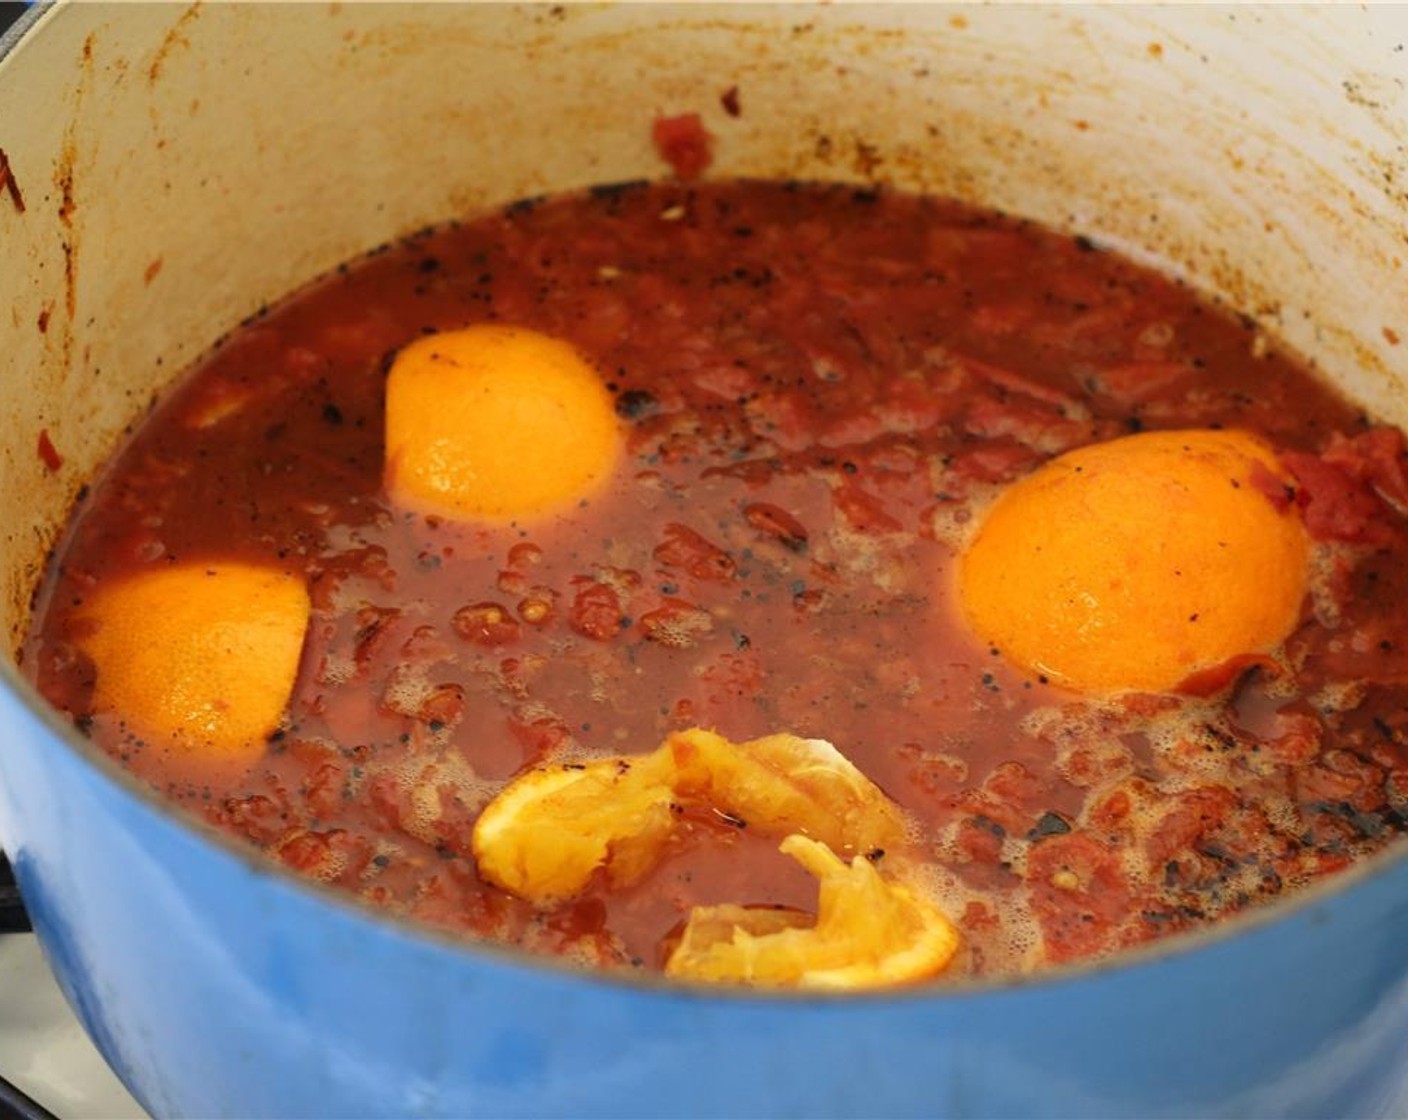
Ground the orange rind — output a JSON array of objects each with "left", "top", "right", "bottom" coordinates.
[
  {"left": 384, "top": 324, "right": 622, "bottom": 522},
  {"left": 957, "top": 428, "right": 1310, "bottom": 693},
  {"left": 471, "top": 755, "right": 676, "bottom": 906},
  {"left": 664, "top": 834, "right": 960, "bottom": 989},
  {"left": 665, "top": 728, "right": 906, "bottom": 857},
  {"left": 75, "top": 562, "right": 309, "bottom": 760}
]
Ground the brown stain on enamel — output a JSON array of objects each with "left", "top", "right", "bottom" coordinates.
[
  {"left": 0, "top": 147, "right": 25, "bottom": 214},
  {"left": 30, "top": 23, "right": 97, "bottom": 482},
  {"left": 55, "top": 141, "right": 78, "bottom": 324},
  {"left": 148, "top": 3, "right": 203, "bottom": 84}
]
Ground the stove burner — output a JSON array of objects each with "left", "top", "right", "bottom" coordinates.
[
  {"left": 0, "top": 854, "right": 30, "bottom": 935},
  {"left": 0, "top": 1069, "right": 60, "bottom": 1120}
]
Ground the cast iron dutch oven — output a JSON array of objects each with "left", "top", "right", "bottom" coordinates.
[{"left": 5, "top": 5, "right": 1408, "bottom": 1116}]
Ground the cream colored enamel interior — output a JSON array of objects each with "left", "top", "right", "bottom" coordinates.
[{"left": 4, "top": 3, "right": 1408, "bottom": 655}]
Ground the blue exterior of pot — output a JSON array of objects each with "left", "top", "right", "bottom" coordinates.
[{"left": 6, "top": 668, "right": 1408, "bottom": 1118}]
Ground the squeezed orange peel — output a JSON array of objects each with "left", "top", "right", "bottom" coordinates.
[
  {"left": 664, "top": 834, "right": 961, "bottom": 989},
  {"left": 667, "top": 730, "right": 904, "bottom": 858},
  {"left": 469, "top": 754, "right": 676, "bottom": 905},
  {"left": 472, "top": 728, "right": 957, "bottom": 988},
  {"left": 472, "top": 728, "right": 905, "bottom": 905}
]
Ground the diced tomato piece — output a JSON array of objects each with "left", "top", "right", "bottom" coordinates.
[
  {"left": 1284, "top": 449, "right": 1401, "bottom": 546},
  {"left": 37, "top": 429, "right": 62, "bottom": 472},
  {"left": 568, "top": 579, "right": 625, "bottom": 641},
  {"left": 653, "top": 523, "right": 736, "bottom": 581},
  {"left": 652, "top": 113, "right": 714, "bottom": 181}
]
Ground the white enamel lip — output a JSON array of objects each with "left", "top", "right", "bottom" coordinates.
[{"left": 2, "top": 1, "right": 1408, "bottom": 1000}]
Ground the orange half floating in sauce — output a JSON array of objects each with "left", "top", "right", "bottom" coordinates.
[
  {"left": 957, "top": 429, "right": 1310, "bottom": 694},
  {"left": 384, "top": 324, "right": 623, "bottom": 522},
  {"left": 74, "top": 562, "right": 310, "bottom": 763}
]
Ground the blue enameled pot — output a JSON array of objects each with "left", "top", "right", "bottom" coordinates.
[{"left": 5, "top": 4, "right": 1408, "bottom": 1115}]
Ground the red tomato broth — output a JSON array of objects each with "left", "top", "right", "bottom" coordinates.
[{"left": 23, "top": 180, "right": 1408, "bottom": 979}]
